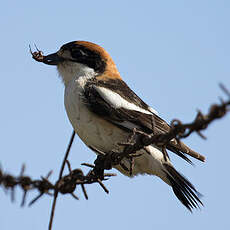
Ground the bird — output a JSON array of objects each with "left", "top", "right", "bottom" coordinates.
[{"left": 38, "top": 41, "right": 205, "bottom": 211}]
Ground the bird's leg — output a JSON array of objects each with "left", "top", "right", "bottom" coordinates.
[{"left": 118, "top": 128, "right": 149, "bottom": 176}]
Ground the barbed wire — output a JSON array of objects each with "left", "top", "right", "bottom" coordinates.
[
  {"left": 0, "top": 162, "right": 116, "bottom": 206},
  {"left": 1, "top": 82, "right": 229, "bottom": 229}
]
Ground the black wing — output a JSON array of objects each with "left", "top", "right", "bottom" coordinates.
[{"left": 84, "top": 78, "right": 205, "bottom": 163}]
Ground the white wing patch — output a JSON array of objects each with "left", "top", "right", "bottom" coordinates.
[
  {"left": 148, "top": 106, "right": 158, "bottom": 115},
  {"left": 94, "top": 86, "right": 158, "bottom": 115}
]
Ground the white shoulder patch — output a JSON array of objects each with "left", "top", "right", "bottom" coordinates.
[{"left": 94, "top": 86, "right": 157, "bottom": 115}]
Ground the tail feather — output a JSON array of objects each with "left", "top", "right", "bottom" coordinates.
[
  {"left": 167, "top": 145, "right": 193, "bottom": 165},
  {"left": 163, "top": 163, "right": 203, "bottom": 211},
  {"left": 169, "top": 139, "right": 205, "bottom": 163}
]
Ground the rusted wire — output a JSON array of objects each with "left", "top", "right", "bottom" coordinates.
[{"left": 0, "top": 163, "right": 116, "bottom": 207}]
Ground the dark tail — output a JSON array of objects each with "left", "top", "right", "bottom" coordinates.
[{"left": 163, "top": 163, "right": 203, "bottom": 212}]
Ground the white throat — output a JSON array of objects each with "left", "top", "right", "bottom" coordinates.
[{"left": 57, "top": 62, "right": 96, "bottom": 86}]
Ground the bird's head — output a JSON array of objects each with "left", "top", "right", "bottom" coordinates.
[{"left": 42, "top": 41, "right": 121, "bottom": 85}]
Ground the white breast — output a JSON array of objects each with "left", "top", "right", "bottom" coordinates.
[{"left": 64, "top": 76, "right": 128, "bottom": 152}]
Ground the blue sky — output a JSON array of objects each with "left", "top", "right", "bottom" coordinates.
[{"left": 1, "top": 1, "right": 230, "bottom": 229}]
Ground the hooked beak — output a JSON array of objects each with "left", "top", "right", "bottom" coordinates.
[{"left": 43, "top": 52, "right": 64, "bottom": 65}]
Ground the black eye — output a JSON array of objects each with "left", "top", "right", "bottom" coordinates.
[
  {"left": 71, "top": 48, "right": 88, "bottom": 59},
  {"left": 62, "top": 44, "right": 106, "bottom": 73}
]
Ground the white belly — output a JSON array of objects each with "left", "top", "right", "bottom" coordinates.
[{"left": 64, "top": 77, "right": 166, "bottom": 179}]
